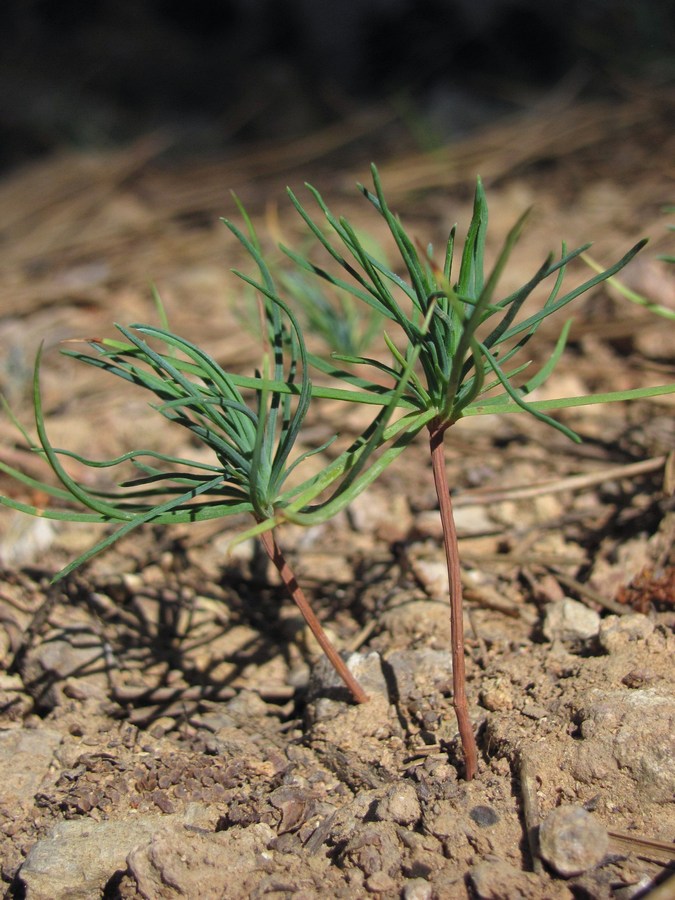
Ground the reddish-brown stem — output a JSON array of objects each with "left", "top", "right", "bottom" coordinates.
[
  {"left": 428, "top": 421, "right": 478, "bottom": 780},
  {"left": 258, "top": 528, "right": 369, "bottom": 704}
]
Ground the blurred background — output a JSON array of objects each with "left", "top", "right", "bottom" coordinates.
[{"left": 1, "top": 0, "right": 673, "bottom": 174}]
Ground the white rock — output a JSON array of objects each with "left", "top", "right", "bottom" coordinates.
[
  {"left": 402, "top": 878, "right": 433, "bottom": 900},
  {"left": 451, "top": 505, "right": 495, "bottom": 536},
  {"left": 411, "top": 558, "right": 449, "bottom": 599},
  {"left": 542, "top": 598, "right": 600, "bottom": 643}
]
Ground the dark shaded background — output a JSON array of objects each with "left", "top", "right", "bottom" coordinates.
[{"left": 1, "top": 0, "right": 673, "bottom": 174}]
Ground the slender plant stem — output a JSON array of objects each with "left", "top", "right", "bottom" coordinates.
[
  {"left": 428, "top": 421, "right": 478, "bottom": 780},
  {"left": 258, "top": 529, "right": 369, "bottom": 704}
]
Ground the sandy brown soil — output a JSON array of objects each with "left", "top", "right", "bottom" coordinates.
[{"left": 0, "top": 86, "right": 674, "bottom": 898}]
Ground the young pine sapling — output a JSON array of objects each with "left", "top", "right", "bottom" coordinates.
[
  {"left": 275, "top": 165, "right": 674, "bottom": 777},
  {"left": 2, "top": 167, "right": 674, "bottom": 780}
]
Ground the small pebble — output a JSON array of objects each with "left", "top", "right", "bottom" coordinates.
[
  {"left": 538, "top": 805, "right": 609, "bottom": 877},
  {"left": 412, "top": 559, "right": 449, "bottom": 599},
  {"left": 543, "top": 598, "right": 600, "bottom": 643},
  {"left": 375, "top": 782, "right": 421, "bottom": 826},
  {"left": 621, "top": 668, "right": 654, "bottom": 689},
  {"left": 451, "top": 504, "right": 495, "bottom": 535},
  {"left": 402, "top": 878, "right": 433, "bottom": 900},
  {"left": 469, "top": 805, "right": 499, "bottom": 827}
]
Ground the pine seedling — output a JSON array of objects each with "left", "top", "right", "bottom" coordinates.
[
  {"left": 2, "top": 168, "right": 674, "bottom": 781},
  {"left": 276, "top": 164, "right": 675, "bottom": 778},
  {"left": 0, "top": 217, "right": 425, "bottom": 704}
]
